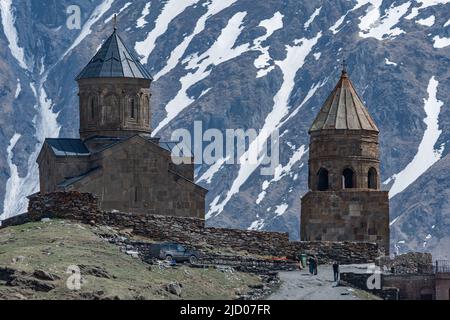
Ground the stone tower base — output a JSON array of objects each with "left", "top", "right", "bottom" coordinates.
[{"left": 301, "top": 191, "right": 390, "bottom": 255}]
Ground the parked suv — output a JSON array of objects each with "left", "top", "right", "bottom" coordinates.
[{"left": 149, "top": 243, "right": 200, "bottom": 264}]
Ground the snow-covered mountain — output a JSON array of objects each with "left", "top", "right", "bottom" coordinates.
[{"left": 0, "top": 0, "right": 449, "bottom": 259}]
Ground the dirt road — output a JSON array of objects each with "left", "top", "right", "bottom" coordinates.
[{"left": 268, "top": 264, "right": 379, "bottom": 300}]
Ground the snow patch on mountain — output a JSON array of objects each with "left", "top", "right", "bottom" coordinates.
[
  {"left": 0, "top": 0, "right": 28, "bottom": 70},
  {"left": 385, "top": 58, "right": 398, "bottom": 66},
  {"left": 1, "top": 133, "right": 22, "bottom": 220},
  {"left": 3, "top": 80, "right": 62, "bottom": 218},
  {"left": 34, "top": 80, "right": 61, "bottom": 141},
  {"left": 15, "top": 79, "right": 21, "bottom": 98},
  {"left": 153, "top": 11, "right": 249, "bottom": 135},
  {"left": 135, "top": 0, "right": 200, "bottom": 64},
  {"left": 137, "top": 2, "right": 151, "bottom": 28},
  {"left": 248, "top": 219, "right": 265, "bottom": 230},
  {"left": 304, "top": 6, "right": 321, "bottom": 30},
  {"left": 389, "top": 76, "right": 444, "bottom": 199},
  {"left": 405, "top": 0, "right": 450, "bottom": 20},
  {"left": 256, "top": 146, "right": 306, "bottom": 205},
  {"left": 444, "top": 18, "right": 450, "bottom": 27},
  {"left": 330, "top": 14, "right": 347, "bottom": 34},
  {"left": 275, "top": 203, "right": 289, "bottom": 217},
  {"left": 206, "top": 32, "right": 322, "bottom": 219},
  {"left": 197, "top": 157, "right": 230, "bottom": 184},
  {"left": 433, "top": 35, "right": 450, "bottom": 48},
  {"left": 254, "top": 11, "right": 284, "bottom": 78},
  {"left": 154, "top": 0, "right": 239, "bottom": 81},
  {"left": 329, "top": 0, "right": 380, "bottom": 35},
  {"left": 416, "top": 15, "right": 435, "bottom": 26},
  {"left": 62, "top": 0, "right": 115, "bottom": 59},
  {"left": 359, "top": 2, "right": 411, "bottom": 40},
  {"left": 390, "top": 216, "right": 400, "bottom": 226}
]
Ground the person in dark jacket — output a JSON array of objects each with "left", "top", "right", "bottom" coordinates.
[
  {"left": 308, "top": 256, "right": 315, "bottom": 274},
  {"left": 333, "top": 261, "right": 340, "bottom": 282},
  {"left": 313, "top": 256, "right": 318, "bottom": 275}
]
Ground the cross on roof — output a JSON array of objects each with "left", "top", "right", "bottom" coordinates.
[{"left": 342, "top": 59, "right": 348, "bottom": 73}]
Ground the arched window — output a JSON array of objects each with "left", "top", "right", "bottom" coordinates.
[
  {"left": 103, "top": 95, "right": 118, "bottom": 124},
  {"left": 368, "top": 167, "right": 378, "bottom": 189},
  {"left": 128, "top": 97, "right": 139, "bottom": 121},
  {"left": 89, "top": 97, "right": 96, "bottom": 121},
  {"left": 142, "top": 95, "right": 150, "bottom": 124},
  {"left": 317, "top": 168, "right": 329, "bottom": 191},
  {"left": 342, "top": 168, "right": 355, "bottom": 189}
]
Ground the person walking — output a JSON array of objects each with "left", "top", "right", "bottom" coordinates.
[
  {"left": 313, "top": 256, "right": 318, "bottom": 275},
  {"left": 308, "top": 256, "right": 315, "bottom": 274},
  {"left": 333, "top": 261, "right": 340, "bottom": 282}
]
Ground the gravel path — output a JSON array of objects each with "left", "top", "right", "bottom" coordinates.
[{"left": 268, "top": 264, "right": 377, "bottom": 300}]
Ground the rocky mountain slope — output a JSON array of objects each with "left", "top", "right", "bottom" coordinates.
[{"left": 0, "top": 0, "right": 449, "bottom": 258}]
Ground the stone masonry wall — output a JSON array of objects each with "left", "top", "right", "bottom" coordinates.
[
  {"left": 301, "top": 190, "right": 390, "bottom": 254},
  {"left": 66, "top": 137, "right": 206, "bottom": 219},
  {"left": 23, "top": 192, "right": 383, "bottom": 264},
  {"left": 339, "top": 273, "right": 400, "bottom": 300},
  {"left": 376, "top": 252, "right": 434, "bottom": 274}
]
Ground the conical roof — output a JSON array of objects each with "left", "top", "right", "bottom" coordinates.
[
  {"left": 310, "top": 70, "right": 378, "bottom": 133},
  {"left": 76, "top": 29, "right": 152, "bottom": 80}
]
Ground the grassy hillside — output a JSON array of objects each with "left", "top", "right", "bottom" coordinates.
[{"left": 0, "top": 220, "right": 261, "bottom": 300}]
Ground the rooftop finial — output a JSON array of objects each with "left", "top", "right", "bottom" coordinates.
[
  {"left": 342, "top": 58, "right": 348, "bottom": 74},
  {"left": 113, "top": 14, "right": 117, "bottom": 31}
]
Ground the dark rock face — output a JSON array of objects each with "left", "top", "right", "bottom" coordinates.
[
  {"left": 390, "top": 153, "right": 450, "bottom": 260},
  {"left": 33, "top": 270, "right": 61, "bottom": 281},
  {"left": 0, "top": 0, "right": 449, "bottom": 258},
  {"left": 0, "top": 268, "right": 56, "bottom": 293},
  {"left": 79, "top": 265, "right": 113, "bottom": 279}
]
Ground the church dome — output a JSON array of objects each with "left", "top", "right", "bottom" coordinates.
[
  {"left": 76, "top": 29, "right": 152, "bottom": 81},
  {"left": 309, "top": 70, "right": 379, "bottom": 133}
]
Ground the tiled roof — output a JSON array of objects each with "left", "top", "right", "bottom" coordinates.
[
  {"left": 45, "top": 139, "right": 90, "bottom": 157},
  {"left": 76, "top": 30, "right": 152, "bottom": 80},
  {"left": 58, "top": 167, "right": 102, "bottom": 188},
  {"left": 310, "top": 70, "right": 379, "bottom": 133}
]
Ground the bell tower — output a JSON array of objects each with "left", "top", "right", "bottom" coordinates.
[
  {"left": 301, "top": 67, "right": 390, "bottom": 254},
  {"left": 76, "top": 24, "right": 153, "bottom": 140}
]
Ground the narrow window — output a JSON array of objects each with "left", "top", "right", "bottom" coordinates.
[
  {"left": 131, "top": 98, "right": 136, "bottom": 119},
  {"left": 104, "top": 95, "right": 117, "bottom": 123},
  {"left": 368, "top": 167, "right": 378, "bottom": 189},
  {"left": 90, "top": 98, "right": 95, "bottom": 120},
  {"left": 317, "top": 168, "right": 329, "bottom": 191},
  {"left": 342, "top": 168, "right": 355, "bottom": 189}
]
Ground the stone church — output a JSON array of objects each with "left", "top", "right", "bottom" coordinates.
[
  {"left": 301, "top": 67, "right": 390, "bottom": 254},
  {"left": 37, "top": 26, "right": 207, "bottom": 218}
]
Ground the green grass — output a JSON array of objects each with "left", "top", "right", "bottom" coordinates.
[{"left": 0, "top": 220, "right": 260, "bottom": 300}]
